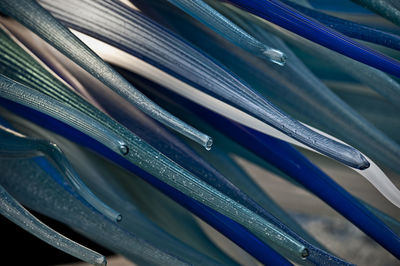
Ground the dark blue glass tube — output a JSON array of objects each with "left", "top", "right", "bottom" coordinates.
[
  {"left": 0, "top": 98, "right": 292, "bottom": 266},
  {"left": 116, "top": 71, "right": 357, "bottom": 265},
  {"left": 281, "top": 0, "right": 400, "bottom": 51},
  {"left": 39, "top": 0, "right": 370, "bottom": 170},
  {"left": 225, "top": 0, "right": 400, "bottom": 78},
  {"left": 130, "top": 73, "right": 400, "bottom": 259},
  {"left": 202, "top": 112, "right": 400, "bottom": 259},
  {"left": 88, "top": 70, "right": 336, "bottom": 259}
]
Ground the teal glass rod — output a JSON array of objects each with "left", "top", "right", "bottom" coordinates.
[
  {"left": 0, "top": 0, "right": 212, "bottom": 150},
  {"left": 0, "top": 75, "right": 309, "bottom": 261},
  {"left": 0, "top": 183, "right": 106, "bottom": 266},
  {"left": 166, "top": 0, "right": 286, "bottom": 65}
]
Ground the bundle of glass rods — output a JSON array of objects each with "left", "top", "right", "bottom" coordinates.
[{"left": 0, "top": 0, "right": 399, "bottom": 265}]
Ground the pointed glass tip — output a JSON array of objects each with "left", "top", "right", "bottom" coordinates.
[
  {"left": 358, "top": 154, "right": 371, "bottom": 170},
  {"left": 263, "top": 48, "right": 287, "bottom": 66},
  {"left": 95, "top": 256, "right": 107, "bottom": 266}
]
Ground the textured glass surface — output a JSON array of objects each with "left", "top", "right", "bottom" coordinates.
[
  {"left": 181, "top": 124, "right": 323, "bottom": 248},
  {"left": 0, "top": 105, "right": 295, "bottom": 265},
  {"left": 351, "top": 0, "right": 400, "bottom": 27},
  {"left": 0, "top": 0, "right": 399, "bottom": 264},
  {"left": 63, "top": 26, "right": 399, "bottom": 209},
  {"left": 0, "top": 112, "right": 230, "bottom": 265},
  {"left": 225, "top": 0, "right": 400, "bottom": 78},
  {"left": 0, "top": 31, "right": 297, "bottom": 264},
  {"left": 0, "top": 124, "right": 121, "bottom": 222},
  {"left": 268, "top": 2, "right": 400, "bottom": 108},
  {"left": 0, "top": 36, "right": 309, "bottom": 263},
  {"left": 0, "top": 157, "right": 190, "bottom": 266},
  {"left": 128, "top": 70, "right": 400, "bottom": 260},
  {"left": 116, "top": 72, "right": 359, "bottom": 265},
  {"left": 0, "top": 23, "right": 290, "bottom": 264},
  {"left": 184, "top": 1, "right": 400, "bottom": 173},
  {"left": 0, "top": 184, "right": 106, "bottom": 266},
  {"left": 165, "top": 0, "right": 286, "bottom": 65},
  {"left": 61, "top": 26, "right": 400, "bottom": 211},
  {"left": 39, "top": 0, "right": 371, "bottom": 170},
  {"left": 0, "top": 0, "right": 212, "bottom": 150},
  {"left": 0, "top": 75, "right": 126, "bottom": 155},
  {"left": 283, "top": 0, "right": 400, "bottom": 51}
]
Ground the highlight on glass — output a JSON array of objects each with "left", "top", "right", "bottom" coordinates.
[{"left": 0, "top": 0, "right": 399, "bottom": 265}]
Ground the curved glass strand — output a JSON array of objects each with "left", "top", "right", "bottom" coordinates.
[
  {"left": 268, "top": 19, "right": 400, "bottom": 109},
  {"left": 264, "top": 23, "right": 400, "bottom": 165},
  {"left": 57, "top": 16, "right": 399, "bottom": 210},
  {"left": 0, "top": 27, "right": 317, "bottom": 264},
  {"left": 0, "top": 184, "right": 107, "bottom": 266},
  {"left": 0, "top": 158, "right": 191, "bottom": 266},
  {"left": 145, "top": 82, "right": 400, "bottom": 242},
  {"left": 0, "top": 75, "right": 126, "bottom": 156},
  {"left": 0, "top": 104, "right": 293, "bottom": 266},
  {"left": 131, "top": 74, "right": 400, "bottom": 259},
  {"left": 119, "top": 71, "right": 400, "bottom": 249},
  {"left": 71, "top": 23, "right": 400, "bottom": 211},
  {"left": 0, "top": 125, "right": 121, "bottom": 223},
  {"left": 134, "top": 75, "right": 400, "bottom": 236},
  {"left": 0, "top": 114, "right": 233, "bottom": 266},
  {"left": 164, "top": 0, "right": 286, "bottom": 65},
  {"left": 243, "top": 0, "right": 400, "bottom": 109},
  {"left": 0, "top": 28, "right": 238, "bottom": 259},
  {"left": 328, "top": 82, "right": 400, "bottom": 144},
  {"left": 0, "top": 115, "right": 194, "bottom": 266},
  {"left": 166, "top": 1, "right": 400, "bottom": 172},
  {"left": 0, "top": 28, "right": 306, "bottom": 262},
  {"left": 224, "top": 0, "right": 400, "bottom": 78},
  {"left": 351, "top": 0, "right": 400, "bottom": 27},
  {"left": 108, "top": 71, "right": 357, "bottom": 265},
  {"left": 27, "top": 25, "right": 328, "bottom": 256},
  {"left": 0, "top": 20, "right": 295, "bottom": 252},
  {"left": 205, "top": 127, "right": 400, "bottom": 241},
  {"left": 363, "top": 201, "right": 400, "bottom": 236},
  {"left": 0, "top": 74, "right": 308, "bottom": 261},
  {"left": 0, "top": 0, "right": 212, "bottom": 150},
  {"left": 39, "top": 0, "right": 369, "bottom": 170},
  {"left": 82, "top": 59, "right": 320, "bottom": 247},
  {"left": 306, "top": 125, "right": 400, "bottom": 210},
  {"left": 64, "top": 63, "right": 329, "bottom": 263},
  {"left": 282, "top": 0, "right": 400, "bottom": 51},
  {"left": 0, "top": 112, "right": 226, "bottom": 266},
  {"left": 106, "top": 40, "right": 400, "bottom": 208},
  {"left": 59, "top": 141, "right": 239, "bottom": 266},
  {"left": 133, "top": 65, "right": 400, "bottom": 210},
  {"left": 182, "top": 136, "right": 323, "bottom": 248}
]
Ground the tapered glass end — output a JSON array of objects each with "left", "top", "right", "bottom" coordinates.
[
  {"left": 358, "top": 154, "right": 370, "bottom": 170},
  {"left": 263, "top": 48, "right": 287, "bottom": 66},
  {"left": 205, "top": 136, "right": 213, "bottom": 151},
  {"left": 94, "top": 256, "right": 107, "bottom": 266}
]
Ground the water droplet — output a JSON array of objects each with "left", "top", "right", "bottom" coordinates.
[
  {"left": 119, "top": 144, "right": 129, "bottom": 155},
  {"left": 301, "top": 248, "right": 309, "bottom": 259}
]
